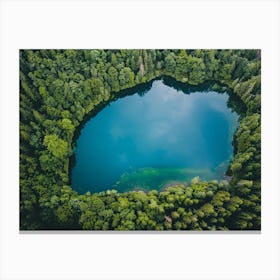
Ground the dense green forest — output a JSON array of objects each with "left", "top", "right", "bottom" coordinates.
[{"left": 20, "top": 49, "right": 261, "bottom": 230}]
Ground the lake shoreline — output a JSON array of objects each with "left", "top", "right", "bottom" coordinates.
[{"left": 71, "top": 79, "right": 238, "bottom": 194}]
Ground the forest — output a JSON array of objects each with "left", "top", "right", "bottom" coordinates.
[{"left": 20, "top": 49, "right": 261, "bottom": 230}]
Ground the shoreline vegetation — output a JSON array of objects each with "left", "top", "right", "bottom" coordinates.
[{"left": 20, "top": 49, "right": 261, "bottom": 230}]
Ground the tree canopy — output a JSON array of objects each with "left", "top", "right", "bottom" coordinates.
[{"left": 20, "top": 49, "right": 261, "bottom": 230}]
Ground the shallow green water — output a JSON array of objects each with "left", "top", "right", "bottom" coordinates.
[{"left": 71, "top": 79, "right": 238, "bottom": 193}]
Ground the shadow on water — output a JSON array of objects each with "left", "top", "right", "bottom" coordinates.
[
  {"left": 110, "top": 75, "right": 246, "bottom": 116},
  {"left": 69, "top": 75, "right": 246, "bottom": 190},
  {"left": 162, "top": 76, "right": 246, "bottom": 117},
  {"left": 162, "top": 76, "right": 225, "bottom": 94}
]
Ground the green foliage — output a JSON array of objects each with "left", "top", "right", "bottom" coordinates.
[
  {"left": 230, "top": 114, "right": 261, "bottom": 182},
  {"left": 43, "top": 134, "right": 68, "bottom": 159},
  {"left": 20, "top": 49, "right": 261, "bottom": 230}
]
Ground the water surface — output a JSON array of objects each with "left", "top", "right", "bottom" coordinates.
[{"left": 71, "top": 79, "right": 238, "bottom": 193}]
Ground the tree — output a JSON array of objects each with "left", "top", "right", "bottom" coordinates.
[
  {"left": 164, "top": 53, "right": 176, "bottom": 73},
  {"left": 43, "top": 134, "right": 68, "bottom": 159},
  {"left": 119, "top": 67, "right": 135, "bottom": 86},
  {"left": 107, "top": 66, "right": 120, "bottom": 92},
  {"left": 58, "top": 118, "right": 75, "bottom": 137}
]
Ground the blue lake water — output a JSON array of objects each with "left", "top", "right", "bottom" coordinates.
[{"left": 71, "top": 79, "right": 239, "bottom": 193}]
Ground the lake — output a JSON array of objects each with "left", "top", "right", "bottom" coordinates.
[{"left": 71, "top": 79, "right": 239, "bottom": 194}]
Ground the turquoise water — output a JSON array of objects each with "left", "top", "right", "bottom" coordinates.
[{"left": 71, "top": 79, "right": 239, "bottom": 194}]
